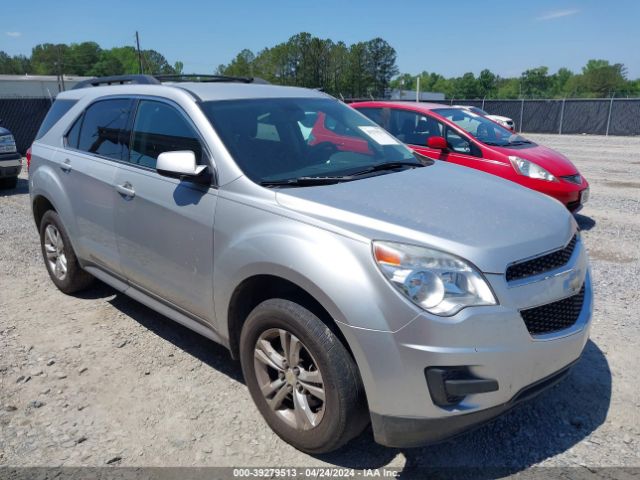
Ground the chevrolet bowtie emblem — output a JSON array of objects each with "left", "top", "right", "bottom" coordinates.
[{"left": 564, "top": 269, "right": 582, "bottom": 294}]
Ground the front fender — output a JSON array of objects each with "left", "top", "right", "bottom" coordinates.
[{"left": 213, "top": 195, "right": 421, "bottom": 340}]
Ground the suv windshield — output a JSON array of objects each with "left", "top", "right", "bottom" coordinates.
[
  {"left": 201, "top": 98, "right": 420, "bottom": 185},
  {"left": 434, "top": 108, "right": 530, "bottom": 147}
]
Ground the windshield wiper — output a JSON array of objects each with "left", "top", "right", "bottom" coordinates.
[
  {"left": 508, "top": 140, "right": 532, "bottom": 145},
  {"left": 350, "top": 161, "right": 423, "bottom": 176},
  {"left": 260, "top": 176, "right": 355, "bottom": 187},
  {"left": 259, "top": 162, "right": 423, "bottom": 188}
]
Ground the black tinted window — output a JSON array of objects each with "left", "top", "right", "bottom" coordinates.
[
  {"left": 358, "top": 107, "right": 385, "bottom": 128},
  {"left": 66, "top": 115, "right": 82, "bottom": 149},
  {"left": 391, "top": 110, "right": 443, "bottom": 146},
  {"left": 201, "top": 98, "right": 417, "bottom": 184},
  {"left": 78, "top": 99, "right": 134, "bottom": 160},
  {"left": 35, "top": 99, "right": 77, "bottom": 140},
  {"left": 129, "top": 100, "right": 202, "bottom": 169}
]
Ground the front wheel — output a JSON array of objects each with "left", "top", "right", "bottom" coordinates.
[{"left": 240, "top": 299, "right": 368, "bottom": 453}]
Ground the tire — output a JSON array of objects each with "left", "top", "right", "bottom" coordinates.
[
  {"left": 240, "top": 298, "right": 368, "bottom": 453},
  {"left": 39, "top": 210, "right": 94, "bottom": 294},
  {"left": 0, "top": 177, "right": 18, "bottom": 189}
]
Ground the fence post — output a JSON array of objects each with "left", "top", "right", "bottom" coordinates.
[
  {"left": 605, "top": 96, "right": 614, "bottom": 136},
  {"left": 519, "top": 98, "right": 524, "bottom": 133},
  {"left": 482, "top": 96, "right": 486, "bottom": 110},
  {"left": 558, "top": 98, "right": 566, "bottom": 135}
]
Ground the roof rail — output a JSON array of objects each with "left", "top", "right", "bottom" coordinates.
[
  {"left": 72, "top": 73, "right": 271, "bottom": 90},
  {"left": 73, "top": 74, "right": 161, "bottom": 90},
  {"left": 155, "top": 74, "right": 270, "bottom": 84}
]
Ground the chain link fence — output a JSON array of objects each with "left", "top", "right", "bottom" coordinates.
[
  {"left": 1, "top": 96, "right": 639, "bottom": 154},
  {"left": 0, "top": 97, "right": 53, "bottom": 154}
]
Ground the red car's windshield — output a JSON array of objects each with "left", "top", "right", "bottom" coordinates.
[{"left": 434, "top": 108, "right": 530, "bottom": 147}]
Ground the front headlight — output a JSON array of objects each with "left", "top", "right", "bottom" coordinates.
[
  {"left": 373, "top": 241, "right": 497, "bottom": 316},
  {"left": 0, "top": 134, "right": 17, "bottom": 153},
  {"left": 509, "top": 156, "right": 556, "bottom": 182}
]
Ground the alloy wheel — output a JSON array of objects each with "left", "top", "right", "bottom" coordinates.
[
  {"left": 44, "top": 224, "right": 67, "bottom": 281},
  {"left": 253, "top": 328, "right": 326, "bottom": 430}
]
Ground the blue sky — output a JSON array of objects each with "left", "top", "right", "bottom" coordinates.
[{"left": 2, "top": 0, "right": 639, "bottom": 78}]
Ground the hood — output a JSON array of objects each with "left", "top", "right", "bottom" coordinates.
[
  {"left": 276, "top": 162, "right": 575, "bottom": 274},
  {"left": 491, "top": 143, "right": 579, "bottom": 176}
]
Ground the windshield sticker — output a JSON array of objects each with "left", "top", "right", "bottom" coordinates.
[{"left": 358, "top": 126, "right": 400, "bottom": 145}]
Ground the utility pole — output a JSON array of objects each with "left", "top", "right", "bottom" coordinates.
[
  {"left": 135, "top": 31, "right": 143, "bottom": 74},
  {"left": 56, "top": 46, "right": 65, "bottom": 92}
]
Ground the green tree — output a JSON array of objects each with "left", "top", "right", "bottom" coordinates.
[
  {"left": 327, "top": 41, "right": 350, "bottom": 96},
  {"left": 87, "top": 52, "right": 124, "bottom": 76},
  {"left": 0, "top": 51, "right": 32, "bottom": 74},
  {"left": 495, "top": 78, "right": 520, "bottom": 99},
  {"left": 581, "top": 59, "right": 627, "bottom": 96},
  {"left": 364, "top": 38, "right": 398, "bottom": 97},
  {"left": 219, "top": 49, "right": 255, "bottom": 77},
  {"left": 65, "top": 42, "right": 101, "bottom": 75},
  {"left": 453, "top": 72, "right": 481, "bottom": 99},
  {"left": 31, "top": 43, "right": 68, "bottom": 75},
  {"left": 520, "top": 66, "right": 551, "bottom": 98},
  {"left": 347, "top": 42, "right": 370, "bottom": 97},
  {"left": 477, "top": 69, "right": 497, "bottom": 97},
  {"left": 551, "top": 67, "right": 574, "bottom": 97}
]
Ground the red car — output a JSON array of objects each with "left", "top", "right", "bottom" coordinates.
[
  {"left": 307, "top": 112, "right": 371, "bottom": 155},
  {"left": 351, "top": 101, "right": 590, "bottom": 212}
]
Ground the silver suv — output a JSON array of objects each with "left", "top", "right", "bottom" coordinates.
[{"left": 29, "top": 74, "right": 592, "bottom": 453}]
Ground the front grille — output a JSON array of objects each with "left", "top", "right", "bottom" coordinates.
[
  {"left": 506, "top": 235, "right": 577, "bottom": 282},
  {"left": 561, "top": 174, "right": 582, "bottom": 185},
  {"left": 520, "top": 285, "right": 585, "bottom": 335}
]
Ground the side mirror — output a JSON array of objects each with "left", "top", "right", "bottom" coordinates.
[
  {"left": 156, "top": 151, "right": 211, "bottom": 184},
  {"left": 427, "top": 136, "right": 448, "bottom": 150}
]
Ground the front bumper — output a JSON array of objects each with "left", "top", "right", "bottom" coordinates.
[
  {"left": 339, "top": 240, "right": 592, "bottom": 448},
  {"left": 533, "top": 177, "right": 589, "bottom": 213},
  {"left": 0, "top": 153, "right": 22, "bottom": 178},
  {"left": 371, "top": 358, "right": 578, "bottom": 447}
]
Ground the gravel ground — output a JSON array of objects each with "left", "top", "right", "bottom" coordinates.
[{"left": 0, "top": 134, "right": 639, "bottom": 475}]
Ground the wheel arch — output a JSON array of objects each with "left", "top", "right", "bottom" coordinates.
[
  {"left": 32, "top": 194, "right": 57, "bottom": 229},
  {"left": 226, "top": 273, "right": 353, "bottom": 361}
]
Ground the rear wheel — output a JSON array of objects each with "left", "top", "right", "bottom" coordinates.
[
  {"left": 240, "top": 299, "right": 368, "bottom": 453},
  {"left": 39, "top": 210, "right": 93, "bottom": 294}
]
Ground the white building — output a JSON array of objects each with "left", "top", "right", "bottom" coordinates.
[
  {"left": 389, "top": 89, "right": 445, "bottom": 101},
  {"left": 0, "top": 74, "right": 91, "bottom": 98}
]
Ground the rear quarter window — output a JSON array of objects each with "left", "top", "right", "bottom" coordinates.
[{"left": 35, "top": 99, "right": 78, "bottom": 140}]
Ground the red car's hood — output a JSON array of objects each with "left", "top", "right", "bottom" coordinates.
[{"left": 491, "top": 143, "right": 579, "bottom": 176}]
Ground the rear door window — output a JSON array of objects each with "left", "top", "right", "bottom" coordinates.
[
  {"left": 77, "top": 99, "right": 135, "bottom": 160},
  {"left": 391, "top": 109, "right": 444, "bottom": 146},
  {"left": 128, "top": 100, "right": 203, "bottom": 169}
]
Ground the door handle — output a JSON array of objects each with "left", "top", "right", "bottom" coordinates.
[
  {"left": 60, "top": 158, "right": 72, "bottom": 173},
  {"left": 116, "top": 182, "right": 135, "bottom": 198}
]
